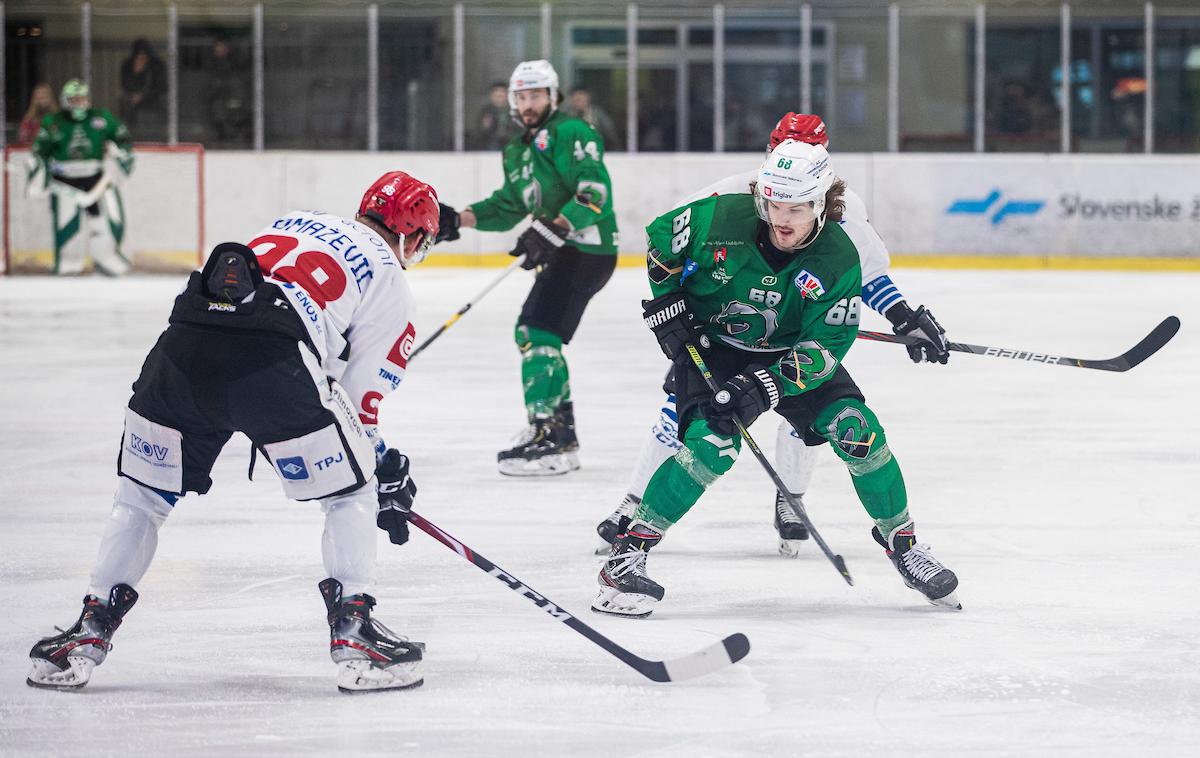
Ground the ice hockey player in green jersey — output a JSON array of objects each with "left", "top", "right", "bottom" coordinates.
[
  {"left": 592, "top": 140, "right": 960, "bottom": 617},
  {"left": 434, "top": 60, "right": 618, "bottom": 477},
  {"left": 30, "top": 79, "right": 135, "bottom": 276}
]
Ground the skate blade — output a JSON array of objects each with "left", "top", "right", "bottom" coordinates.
[
  {"left": 590, "top": 587, "right": 657, "bottom": 618},
  {"left": 594, "top": 540, "right": 614, "bottom": 556},
  {"left": 497, "top": 453, "right": 577, "bottom": 477},
  {"left": 778, "top": 537, "right": 807, "bottom": 558},
  {"left": 336, "top": 660, "right": 424, "bottom": 693},
  {"left": 926, "top": 590, "right": 963, "bottom": 611},
  {"left": 26, "top": 657, "right": 94, "bottom": 690}
]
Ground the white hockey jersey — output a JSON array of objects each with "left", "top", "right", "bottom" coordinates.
[
  {"left": 676, "top": 169, "right": 904, "bottom": 314},
  {"left": 247, "top": 210, "right": 416, "bottom": 440}
]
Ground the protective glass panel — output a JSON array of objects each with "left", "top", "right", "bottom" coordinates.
[
  {"left": 263, "top": 9, "right": 368, "bottom": 150},
  {"left": 91, "top": 7, "right": 170, "bottom": 142}
]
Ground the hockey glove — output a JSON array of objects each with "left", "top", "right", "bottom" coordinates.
[
  {"left": 435, "top": 202, "right": 461, "bottom": 243},
  {"left": 708, "top": 366, "right": 781, "bottom": 436},
  {"left": 510, "top": 216, "right": 568, "bottom": 270},
  {"left": 642, "top": 292, "right": 703, "bottom": 362},
  {"left": 376, "top": 449, "right": 417, "bottom": 546},
  {"left": 887, "top": 302, "right": 950, "bottom": 364}
]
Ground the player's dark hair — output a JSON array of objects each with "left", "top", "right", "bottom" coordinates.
[{"left": 823, "top": 179, "right": 846, "bottom": 224}]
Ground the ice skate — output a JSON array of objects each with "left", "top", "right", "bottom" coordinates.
[
  {"left": 497, "top": 416, "right": 580, "bottom": 477},
  {"left": 319, "top": 578, "right": 425, "bottom": 693},
  {"left": 555, "top": 400, "right": 580, "bottom": 453},
  {"left": 872, "top": 521, "right": 961, "bottom": 610},
  {"left": 592, "top": 521, "right": 665, "bottom": 618},
  {"left": 27, "top": 584, "right": 138, "bottom": 690},
  {"left": 594, "top": 493, "right": 638, "bottom": 554},
  {"left": 774, "top": 491, "right": 810, "bottom": 558}
]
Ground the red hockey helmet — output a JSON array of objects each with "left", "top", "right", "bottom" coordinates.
[
  {"left": 358, "top": 171, "right": 440, "bottom": 266},
  {"left": 768, "top": 112, "right": 830, "bottom": 150}
]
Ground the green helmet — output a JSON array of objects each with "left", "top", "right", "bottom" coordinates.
[{"left": 61, "top": 78, "right": 90, "bottom": 119}]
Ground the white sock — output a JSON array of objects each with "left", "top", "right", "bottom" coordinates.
[
  {"left": 625, "top": 394, "right": 684, "bottom": 500},
  {"left": 321, "top": 486, "right": 378, "bottom": 598},
  {"left": 88, "top": 478, "right": 175, "bottom": 599},
  {"left": 775, "top": 419, "right": 821, "bottom": 496}
]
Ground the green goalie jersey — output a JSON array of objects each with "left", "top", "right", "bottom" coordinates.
[
  {"left": 32, "top": 109, "right": 133, "bottom": 179},
  {"left": 468, "top": 109, "right": 617, "bottom": 255},
  {"left": 646, "top": 193, "right": 863, "bottom": 396}
]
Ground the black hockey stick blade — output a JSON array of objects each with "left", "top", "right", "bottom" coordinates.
[
  {"left": 408, "top": 511, "right": 751, "bottom": 683},
  {"left": 858, "top": 316, "right": 1180, "bottom": 372}
]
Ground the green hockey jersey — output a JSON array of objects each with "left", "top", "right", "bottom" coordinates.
[
  {"left": 645, "top": 194, "right": 862, "bottom": 396},
  {"left": 469, "top": 109, "right": 617, "bottom": 255},
  {"left": 32, "top": 109, "right": 133, "bottom": 178}
]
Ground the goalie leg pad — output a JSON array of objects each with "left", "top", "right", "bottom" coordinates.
[
  {"left": 50, "top": 189, "right": 86, "bottom": 275},
  {"left": 88, "top": 185, "right": 130, "bottom": 276}
]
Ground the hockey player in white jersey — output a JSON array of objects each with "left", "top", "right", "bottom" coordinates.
[
  {"left": 596, "top": 112, "right": 952, "bottom": 559},
  {"left": 27, "top": 171, "right": 439, "bottom": 693}
]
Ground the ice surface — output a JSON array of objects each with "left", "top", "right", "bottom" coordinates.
[{"left": 1, "top": 268, "right": 1198, "bottom": 757}]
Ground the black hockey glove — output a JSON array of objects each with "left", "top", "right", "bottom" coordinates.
[
  {"left": 376, "top": 449, "right": 417, "bottom": 546},
  {"left": 510, "top": 216, "right": 568, "bottom": 270},
  {"left": 886, "top": 302, "right": 950, "bottom": 365},
  {"left": 708, "top": 366, "right": 781, "bottom": 436},
  {"left": 435, "top": 203, "right": 461, "bottom": 244},
  {"left": 642, "top": 292, "right": 703, "bottom": 362}
]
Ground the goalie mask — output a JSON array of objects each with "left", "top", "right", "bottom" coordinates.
[
  {"left": 358, "top": 171, "right": 440, "bottom": 267},
  {"left": 508, "top": 59, "right": 559, "bottom": 128},
  {"left": 753, "top": 140, "right": 836, "bottom": 250},
  {"left": 61, "top": 79, "right": 90, "bottom": 120}
]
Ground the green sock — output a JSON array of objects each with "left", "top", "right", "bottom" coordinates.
[
  {"left": 638, "top": 418, "right": 742, "bottom": 531},
  {"left": 515, "top": 325, "right": 568, "bottom": 419}
]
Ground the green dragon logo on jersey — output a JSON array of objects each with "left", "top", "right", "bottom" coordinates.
[
  {"left": 521, "top": 179, "right": 543, "bottom": 213},
  {"left": 711, "top": 301, "right": 778, "bottom": 348}
]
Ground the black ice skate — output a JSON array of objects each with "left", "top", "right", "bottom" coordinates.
[
  {"left": 872, "top": 521, "right": 962, "bottom": 610},
  {"left": 594, "top": 493, "right": 638, "bottom": 555},
  {"left": 319, "top": 578, "right": 425, "bottom": 693},
  {"left": 592, "top": 521, "right": 665, "bottom": 618},
  {"left": 496, "top": 416, "right": 580, "bottom": 477},
  {"left": 774, "top": 491, "right": 810, "bottom": 558},
  {"left": 555, "top": 400, "right": 580, "bottom": 452},
  {"left": 27, "top": 584, "right": 138, "bottom": 690}
]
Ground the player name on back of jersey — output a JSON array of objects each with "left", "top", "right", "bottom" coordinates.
[{"left": 269, "top": 211, "right": 395, "bottom": 289}]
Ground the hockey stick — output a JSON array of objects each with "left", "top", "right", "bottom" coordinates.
[
  {"left": 408, "top": 510, "right": 751, "bottom": 683},
  {"left": 684, "top": 343, "right": 854, "bottom": 587},
  {"left": 408, "top": 257, "right": 525, "bottom": 361},
  {"left": 857, "top": 316, "right": 1180, "bottom": 372}
]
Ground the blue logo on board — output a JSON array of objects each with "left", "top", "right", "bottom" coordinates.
[{"left": 947, "top": 190, "right": 1045, "bottom": 225}]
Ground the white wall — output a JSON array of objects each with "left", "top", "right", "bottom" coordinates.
[{"left": 204, "top": 152, "right": 1200, "bottom": 259}]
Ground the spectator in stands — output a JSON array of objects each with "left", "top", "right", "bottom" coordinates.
[
  {"left": 204, "top": 37, "right": 251, "bottom": 146},
  {"left": 994, "top": 81, "right": 1034, "bottom": 135},
  {"left": 471, "top": 82, "right": 519, "bottom": 150},
  {"left": 119, "top": 38, "right": 167, "bottom": 139},
  {"left": 18, "top": 83, "right": 58, "bottom": 144},
  {"left": 565, "top": 87, "right": 621, "bottom": 151}
]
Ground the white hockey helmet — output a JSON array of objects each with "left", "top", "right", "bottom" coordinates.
[
  {"left": 508, "top": 59, "right": 559, "bottom": 116},
  {"left": 753, "top": 139, "right": 837, "bottom": 248}
]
